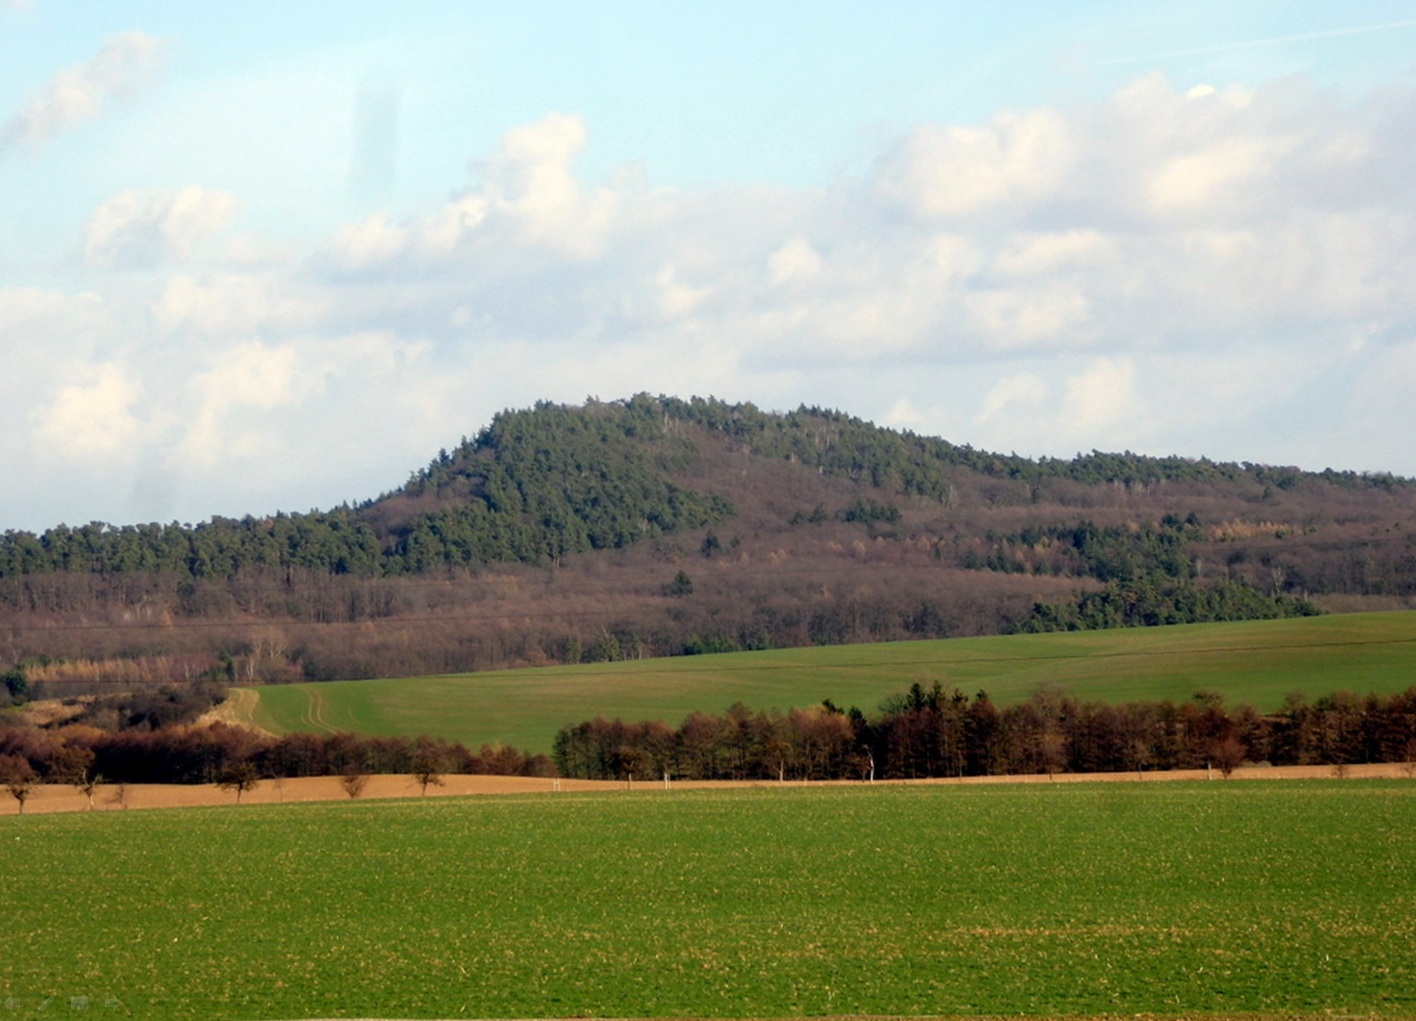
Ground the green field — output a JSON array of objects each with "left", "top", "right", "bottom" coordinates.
[
  {"left": 238, "top": 611, "right": 1416, "bottom": 752},
  {"left": 3, "top": 781, "right": 1415, "bottom": 1019}
]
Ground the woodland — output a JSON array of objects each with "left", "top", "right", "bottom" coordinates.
[{"left": 1, "top": 394, "right": 1413, "bottom": 699}]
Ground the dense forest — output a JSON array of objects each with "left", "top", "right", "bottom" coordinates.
[{"left": 1, "top": 394, "right": 1413, "bottom": 692}]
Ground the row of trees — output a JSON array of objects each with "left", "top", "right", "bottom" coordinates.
[
  {"left": 553, "top": 684, "right": 1416, "bottom": 782},
  {"left": 0, "top": 722, "right": 550, "bottom": 787}
]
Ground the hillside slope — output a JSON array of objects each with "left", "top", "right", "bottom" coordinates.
[
  {"left": 234, "top": 611, "right": 1416, "bottom": 752},
  {"left": 2, "top": 394, "right": 1415, "bottom": 688}
]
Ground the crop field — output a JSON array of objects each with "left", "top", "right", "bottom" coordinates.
[
  {"left": 236, "top": 611, "right": 1416, "bottom": 751},
  {"left": 3, "top": 780, "right": 1415, "bottom": 1020}
]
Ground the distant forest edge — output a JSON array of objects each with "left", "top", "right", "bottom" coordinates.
[{"left": 2, "top": 394, "right": 1415, "bottom": 688}]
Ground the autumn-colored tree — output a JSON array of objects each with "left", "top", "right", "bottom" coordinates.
[
  {"left": 1210, "top": 735, "right": 1246, "bottom": 778},
  {"left": 1, "top": 754, "right": 38, "bottom": 815},
  {"left": 215, "top": 760, "right": 261, "bottom": 804},
  {"left": 410, "top": 741, "right": 446, "bottom": 796}
]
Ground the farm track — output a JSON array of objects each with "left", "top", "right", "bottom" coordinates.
[
  {"left": 5, "top": 761, "right": 1412, "bottom": 816},
  {"left": 300, "top": 686, "right": 342, "bottom": 734}
]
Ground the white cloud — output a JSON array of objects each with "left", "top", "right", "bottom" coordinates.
[
  {"left": 37, "top": 363, "right": 146, "bottom": 461},
  {"left": 1061, "top": 357, "right": 1141, "bottom": 435},
  {"left": 1148, "top": 137, "right": 1283, "bottom": 212},
  {"left": 171, "top": 333, "right": 428, "bottom": 475},
  {"left": 7, "top": 71, "right": 1416, "bottom": 528},
  {"left": 976, "top": 374, "right": 1050, "bottom": 425},
  {"left": 767, "top": 238, "right": 823, "bottom": 287},
  {"left": 84, "top": 187, "right": 238, "bottom": 269},
  {"left": 330, "top": 112, "right": 616, "bottom": 269},
  {"left": 1, "top": 32, "right": 165, "bottom": 153},
  {"left": 874, "top": 107, "right": 1074, "bottom": 218},
  {"left": 154, "top": 271, "right": 325, "bottom": 338}
]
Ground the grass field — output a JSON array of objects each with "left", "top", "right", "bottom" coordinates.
[
  {"left": 236, "top": 611, "right": 1416, "bottom": 752},
  {"left": 3, "top": 780, "right": 1414, "bottom": 1019}
]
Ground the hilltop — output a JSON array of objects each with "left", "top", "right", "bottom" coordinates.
[{"left": 2, "top": 394, "right": 1414, "bottom": 691}]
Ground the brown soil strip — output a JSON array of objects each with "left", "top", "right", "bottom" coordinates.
[{"left": 3, "top": 761, "right": 1411, "bottom": 816}]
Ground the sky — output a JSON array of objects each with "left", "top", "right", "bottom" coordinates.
[{"left": 3, "top": 1, "right": 1416, "bottom": 531}]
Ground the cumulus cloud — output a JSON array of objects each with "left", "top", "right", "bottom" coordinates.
[
  {"left": 874, "top": 107, "right": 1075, "bottom": 218},
  {"left": 275, "top": 76, "right": 1416, "bottom": 474},
  {"left": 170, "top": 332, "right": 430, "bottom": 475},
  {"left": 330, "top": 112, "right": 617, "bottom": 269},
  {"left": 1, "top": 32, "right": 166, "bottom": 153},
  {"left": 84, "top": 187, "right": 238, "bottom": 269},
  {"left": 37, "top": 363, "right": 147, "bottom": 461},
  {"left": 9, "top": 71, "right": 1416, "bottom": 529}
]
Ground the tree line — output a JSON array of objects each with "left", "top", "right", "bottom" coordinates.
[
  {"left": 0, "top": 721, "right": 549, "bottom": 790},
  {"left": 552, "top": 684, "right": 1416, "bottom": 782}
]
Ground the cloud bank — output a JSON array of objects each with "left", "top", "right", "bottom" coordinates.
[{"left": 4, "top": 73, "right": 1415, "bottom": 528}]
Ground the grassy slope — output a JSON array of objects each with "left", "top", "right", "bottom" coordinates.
[
  {"left": 3, "top": 782, "right": 1414, "bottom": 1019},
  {"left": 238, "top": 610, "right": 1416, "bottom": 752}
]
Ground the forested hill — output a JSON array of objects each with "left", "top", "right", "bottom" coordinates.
[
  {"left": 2, "top": 394, "right": 1407, "bottom": 580},
  {"left": 2, "top": 395, "right": 1415, "bottom": 686}
]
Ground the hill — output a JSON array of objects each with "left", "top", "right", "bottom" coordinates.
[{"left": 2, "top": 394, "right": 1415, "bottom": 691}]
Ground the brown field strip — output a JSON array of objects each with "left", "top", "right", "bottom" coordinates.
[{"left": 3, "top": 761, "right": 1412, "bottom": 816}]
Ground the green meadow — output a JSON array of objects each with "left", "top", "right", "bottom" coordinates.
[
  {"left": 238, "top": 611, "right": 1416, "bottom": 752},
  {"left": 3, "top": 781, "right": 1415, "bottom": 1020}
]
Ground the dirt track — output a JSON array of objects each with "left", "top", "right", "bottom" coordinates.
[{"left": 3, "top": 761, "right": 1411, "bottom": 816}]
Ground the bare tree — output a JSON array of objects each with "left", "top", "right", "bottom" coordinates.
[
  {"left": 339, "top": 771, "right": 370, "bottom": 800},
  {"left": 73, "top": 770, "right": 103, "bottom": 811}
]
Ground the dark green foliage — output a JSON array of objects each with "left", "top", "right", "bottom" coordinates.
[
  {"left": 839, "top": 498, "right": 901, "bottom": 524},
  {"left": 980, "top": 515, "right": 1203, "bottom": 581},
  {"left": 387, "top": 396, "right": 729, "bottom": 568},
  {"left": 1018, "top": 575, "right": 1321, "bottom": 632},
  {"left": 0, "top": 667, "right": 27, "bottom": 706},
  {"left": 662, "top": 395, "right": 1415, "bottom": 491},
  {"left": 0, "top": 511, "right": 383, "bottom": 581}
]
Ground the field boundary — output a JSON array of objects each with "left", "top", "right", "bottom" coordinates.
[{"left": 4, "top": 761, "right": 1412, "bottom": 817}]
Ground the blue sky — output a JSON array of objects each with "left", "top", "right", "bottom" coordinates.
[{"left": 3, "top": 1, "right": 1416, "bottom": 529}]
